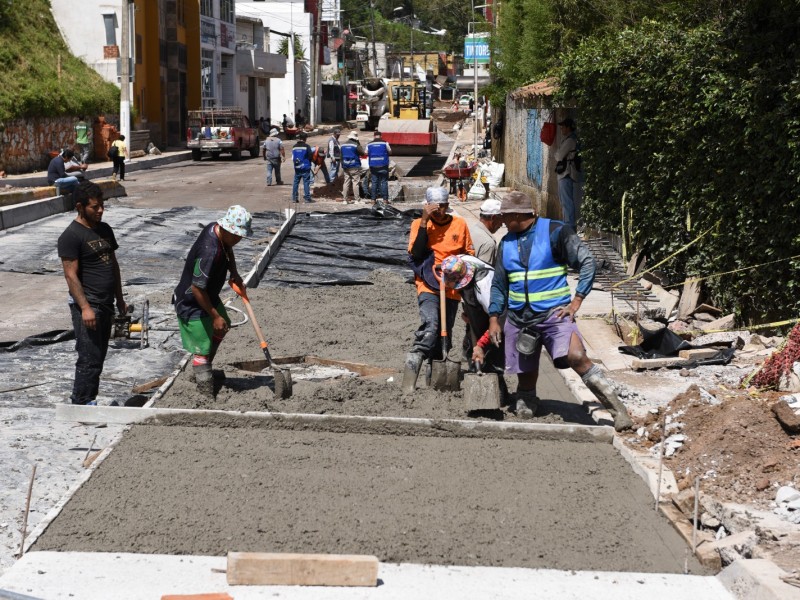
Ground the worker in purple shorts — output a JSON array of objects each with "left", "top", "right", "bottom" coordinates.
[{"left": 487, "top": 191, "right": 633, "bottom": 430}]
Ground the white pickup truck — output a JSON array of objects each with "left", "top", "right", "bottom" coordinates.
[{"left": 186, "top": 108, "right": 259, "bottom": 161}]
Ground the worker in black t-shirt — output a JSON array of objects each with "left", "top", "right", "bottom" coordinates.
[{"left": 57, "top": 181, "right": 127, "bottom": 405}]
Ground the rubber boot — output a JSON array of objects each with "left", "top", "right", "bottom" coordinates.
[
  {"left": 193, "top": 363, "right": 215, "bottom": 400},
  {"left": 582, "top": 366, "right": 633, "bottom": 432},
  {"left": 401, "top": 352, "right": 424, "bottom": 394},
  {"left": 515, "top": 389, "right": 539, "bottom": 420}
]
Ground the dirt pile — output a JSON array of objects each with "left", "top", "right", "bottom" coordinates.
[{"left": 624, "top": 384, "right": 799, "bottom": 508}]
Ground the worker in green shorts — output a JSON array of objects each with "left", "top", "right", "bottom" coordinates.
[{"left": 173, "top": 205, "right": 252, "bottom": 399}]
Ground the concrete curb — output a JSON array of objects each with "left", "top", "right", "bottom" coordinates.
[
  {"left": 0, "top": 180, "right": 126, "bottom": 230},
  {"left": 717, "top": 559, "right": 800, "bottom": 600}
]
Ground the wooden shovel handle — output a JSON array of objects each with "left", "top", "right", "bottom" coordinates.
[
  {"left": 234, "top": 285, "right": 267, "bottom": 347},
  {"left": 438, "top": 269, "right": 448, "bottom": 339}
]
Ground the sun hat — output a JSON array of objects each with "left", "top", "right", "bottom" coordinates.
[
  {"left": 479, "top": 198, "right": 502, "bottom": 216},
  {"left": 440, "top": 255, "right": 475, "bottom": 290},
  {"left": 424, "top": 186, "right": 450, "bottom": 205},
  {"left": 269, "top": 128, "right": 280, "bottom": 137},
  {"left": 499, "top": 191, "right": 535, "bottom": 215},
  {"left": 217, "top": 205, "right": 253, "bottom": 238},
  {"left": 347, "top": 131, "right": 359, "bottom": 141}
]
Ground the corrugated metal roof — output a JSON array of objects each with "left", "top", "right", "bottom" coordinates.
[{"left": 509, "top": 78, "right": 558, "bottom": 100}]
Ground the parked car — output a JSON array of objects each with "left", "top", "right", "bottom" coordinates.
[
  {"left": 458, "top": 94, "right": 473, "bottom": 109},
  {"left": 186, "top": 107, "right": 259, "bottom": 161}
]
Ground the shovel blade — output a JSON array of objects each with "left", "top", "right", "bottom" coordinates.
[
  {"left": 272, "top": 367, "right": 293, "bottom": 399},
  {"left": 463, "top": 372, "right": 502, "bottom": 411},
  {"left": 430, "top": 358, "right": 461, "bottom": 391}
]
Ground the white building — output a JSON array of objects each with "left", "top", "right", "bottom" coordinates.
[
  {"left": 236, "top": 0, "right": 314, "bottom": 126},
  {"left": 234, "top": 16, "right": 287, "bottom": 127},
  {"left": 200, "top": 0, "right": 237, "bottom": 109}
]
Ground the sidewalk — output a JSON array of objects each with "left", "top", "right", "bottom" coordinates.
[{"left": 1, "top": 147, "right": 192, "bottom": 189}]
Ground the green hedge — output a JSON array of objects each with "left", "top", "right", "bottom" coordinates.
[
  {"left": 559, "top": 12, "right": 800, "bottom": 323},
  {"left": 0, "top": 0, "right": 118, "bottom": 121}
]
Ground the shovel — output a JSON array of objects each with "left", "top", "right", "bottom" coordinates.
[
  {"left": 429, "top": 271, "right": 461, "bottom": 391},
  {"left": 463, "top": 359, "right": 502, "bottom": 412},
  {"left": 231, "top": 282, "right": 292, "bottom": 399}
]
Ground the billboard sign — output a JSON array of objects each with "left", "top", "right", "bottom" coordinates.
[{"left": 464, "top": 33, "right": 490, "bottom": 64}]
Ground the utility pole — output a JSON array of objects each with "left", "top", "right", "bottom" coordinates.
[
  {"left": 120, "top": 0, "right": 131, "bottom": 150},
  {"left": 369, "top": 0, "right": 378, "bottom": 77},
  {"left": 310, "top": 0, "right": 321, "bottom": 126}
]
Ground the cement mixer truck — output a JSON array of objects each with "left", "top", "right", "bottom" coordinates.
[{"left": 359, "top": 78, "right": 438, "bottom": 155}]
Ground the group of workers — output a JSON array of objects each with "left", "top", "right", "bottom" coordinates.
[
  {"left": 261, "top": 126, "right": 394, "bottom": 205},
  {"left": 402, "top": 186, "right": 633, "bottom": 431}
]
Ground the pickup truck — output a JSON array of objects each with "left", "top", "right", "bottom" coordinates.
[{"left": 186, "top": 108, "right": 259, "bottom": 161}]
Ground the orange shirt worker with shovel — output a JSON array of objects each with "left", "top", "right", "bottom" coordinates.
[
  {"left": 402, "top": 186, "right": 474, "bottom": 393},
  {"left": 173, "top": 205, "right": 252, "bottom": 399}
]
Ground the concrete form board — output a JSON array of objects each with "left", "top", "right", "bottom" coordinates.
[{"left": 0, "top": 552, "right": 736, "bottom": 600}]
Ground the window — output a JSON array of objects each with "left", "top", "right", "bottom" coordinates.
[
  {"left": 201, "top": 49, "right": 215, "bottom": 99},
  {"left": 200, "top": 0, "right": 213, "bottom": 18},
  {"left": 220, "top": 0, "right": 234, "bottom": 23},
  {"left": 102, "top": 13, "right": 117, "bottom": 46}
]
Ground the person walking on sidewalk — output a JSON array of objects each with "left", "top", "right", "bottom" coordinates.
[
  {"left": 340, "top": 131, "right": 364, "bottom": 203},
  {"left": 367, "top": 130, "right": 391, "bottom": 204},
  {"left": 57, "top": 181, "right": 127, "bottom": 405},
  {"left": 173, "top": 206, "right": 251, "bottom": 399},
  {"left": 261, "top": 128, "right": 285, "bottom": 186},
  {"left": 110, "top": 135, "right": 128, "bottom": 181},
  {"left": 74, "top": 116, "right": 92, "bottom": 163},
  {"left": 327, "top": 127, "right": 342, "bottom": 181},
  {"left": 401, "top": 187, "right": 474, "bottom": 393},
  {"left": 290, "top": 132, "right": 313, "bottom": 203},
  {"left": 486, "top": 191, "right": 633, "bottom": 430}
]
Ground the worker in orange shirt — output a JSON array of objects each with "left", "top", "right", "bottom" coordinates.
[
  {"left": 402, "top": 186, "right": 474, "bottom": 393},
  {"left": 310, "top": 146, "right": 331, "bottom": 184}
]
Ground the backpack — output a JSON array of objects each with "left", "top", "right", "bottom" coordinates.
[{"left": 108, "top": 144, "right": 119, "bottom": 159}]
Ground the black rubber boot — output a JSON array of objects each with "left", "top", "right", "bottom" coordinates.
[
  {"left": 515, "top": 389, "right": 539, "bottom": 419},
  {"left": 401, "top": 352, "right": 424, "bottom": 394},
  {"left": 582, "top": 366, "right": 633, "bottom": 432}
]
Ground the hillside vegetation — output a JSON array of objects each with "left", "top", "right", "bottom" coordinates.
[{"left": 0, "top": 0, "right": 118, "bottom": 121}]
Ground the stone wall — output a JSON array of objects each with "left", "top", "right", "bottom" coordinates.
[{"left": 0, "top": 114, "right": 120, "bottom": 175}]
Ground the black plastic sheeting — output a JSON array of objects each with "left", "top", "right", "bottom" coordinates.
[
  {"left": 0, "top": 329, "right": 73, "bottom": 353},
  {"left": 619, "top": 326, "right": 735, "bottom": 368},
  {"left": 0, "top": 205, "right": 283, "bottom": 291},
  {"left": 260, "top": 207, "right": 420, "bottom": 287}
]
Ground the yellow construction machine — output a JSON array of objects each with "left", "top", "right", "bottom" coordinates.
[{"left": 377, "top": 80, "right": 438, "bottom": 155}]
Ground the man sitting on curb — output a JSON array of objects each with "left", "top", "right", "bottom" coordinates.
[
  {"left": 487, "top": 191, "right": 633, "bottom": 430},
  {"left": 47, "top": 149, "right": 85, "bottom": 195}
]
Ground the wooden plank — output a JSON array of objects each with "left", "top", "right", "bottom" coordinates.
[
  {"left": 659, "top": 503, "right": 721, "bottom": 570},
  {"left": 678, "top": 348, "right": 721, "bottom": 360},
  {"left": 677, "top": 280, "right": 701, "bottom": 320},
  {"left": 132, "top": 376, "right": 169, "bottom": 394},
  {"left": 631, "top": 357, "right": 684, "bottom": 370},
  {"left": 162, "top": 595, "right": 233, "bottom": 600},
  {"left": 226, "top": 552, "right": 379, "bottom": 587}
]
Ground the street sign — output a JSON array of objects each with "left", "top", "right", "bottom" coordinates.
[{"left": 464, "top": 33, "right": 490, "bottom": 64}]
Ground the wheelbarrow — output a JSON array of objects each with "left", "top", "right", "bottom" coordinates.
[{"left": 444, "top": 162, "right": 476, "bottom": 201}]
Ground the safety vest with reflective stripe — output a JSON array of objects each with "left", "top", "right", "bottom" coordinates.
[
  {"left": 502, "top": 217, "right": 572, "bottom": 313},
  {"left": 292, "top": 143, "right": 311, "bottom": 171},
  {"left": 340, "top": 142, "right": 361, "bottom": 168},
  {"left": 367, "top": 140, "right": 390, "bottom": 168}
]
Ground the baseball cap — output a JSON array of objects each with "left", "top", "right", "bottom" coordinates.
[
  {"left": 217, "top": 205, "right": 253, "bottom": 238},
  {"left": 333, "top": 127, "right": 341, "bottom": 134},
  {"left": 479, "top": 198, "right": 502, "bottom": 215}
]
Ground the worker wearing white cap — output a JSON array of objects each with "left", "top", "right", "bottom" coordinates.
[
  {"left": 469, "top": 198, "right": 503, "bottom": 265},
  {"left": 402, "top": 187, "right": 474, "bottom": 394}
]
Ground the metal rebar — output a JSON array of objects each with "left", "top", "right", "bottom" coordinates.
[
  {"left": 17, "top": 463, "right": 36, "bottom": 558},
  {"left": 692, "top": 476, "right": 700, "bottom": 555}
]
